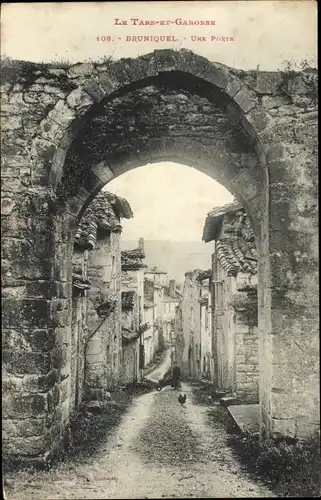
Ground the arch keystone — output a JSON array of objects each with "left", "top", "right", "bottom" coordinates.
[
  {"left": 121, "top": 57, "right": 154, "bottom": 83},
  {"left": 152, "top": 49, "right": 182, "bottom": 73},
  {"left": 200, "top": 63, "right": 229, "bottom": 89},
  {"left": 175, "top": 49, "right": 210, "bottom": 77}
]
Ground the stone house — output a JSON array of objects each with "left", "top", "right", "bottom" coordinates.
[
  {"left": 143, "top": 277, "right": 163, "bottom": 367},
  {"left": 174, "top": 302, "right": 184, "bottom": 365},
  {"left": 203, "top": 200, "right": 259, "bottom": 403},
  {"left": 162, "top": 279, "right": 182, "bottom": 345},
  {"left": 144, "top": 267, "right": 166, "bottom": 347},
  {"left": 197, "top": 271, "right": 213, "bottom": 380},
  {"left": 178, "top": 269, "right": 206, "bottom": 380},
  {"left": 121, "top": 238, "right": 147, "bottom": 375},
  {"left": 143, "top": 299, "right": 156, "bottom": 367},
  {"left": 120, "top": 291, "right": 141, "bottom": 387},
  {"left": 73, "top": 191, "right": 133, "bottom": 402}
]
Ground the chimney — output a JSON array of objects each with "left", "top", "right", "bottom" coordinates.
[
  {"left": 138, "top": 237, "right": 144, "bottom": 252},
  {"left": 169, "top": 279, "right": 176, "bottom": 297}
]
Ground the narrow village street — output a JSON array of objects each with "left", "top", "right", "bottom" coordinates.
[{"left": 6, "top": 356, "right": 273, "bottom": 500}]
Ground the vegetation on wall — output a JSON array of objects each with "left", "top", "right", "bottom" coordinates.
[{"left": 229, "top": 289, "right": 258, "bottom": 328}]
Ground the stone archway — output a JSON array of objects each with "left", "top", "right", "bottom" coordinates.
[{"left": 2, "top": 49, "right": 318, "bottom": 464}]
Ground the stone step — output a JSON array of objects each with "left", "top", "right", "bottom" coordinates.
[
  {"left": 227, "top": 403, "right": 261, "bottom": 435},
  {"left": 220, "top": 396, "right": 242, "bottom": 407}
]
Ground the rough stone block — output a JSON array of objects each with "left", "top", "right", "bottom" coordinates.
[
  {"left": 67, "top": 63, "right": 95, "bottom": 78},
  {"left": 246, "top": 109, "right": 275, "bottom": 134},
  {"left": 47, "top": 384, "right": 61, "bottom": 411},
  {"left": 51, "top": 346, "right": 69, "bottom": 370},
  {"left": 201, "top": 63, "right": 229, "bottom": 89},
  {"left": 2, "top": 298, "right": 54, "bottom": 329},
  {"left": 270, "top": 417, "right": 297, "bottom": 438},
  {"left": 3, "top": 349, "right": 51, "bottom": 375},
  {"left": 225, "top": 77, "right": 242, "bottom": 98},
  {"left": 97, "top": 73, "right": 120, "bottom": 94},
  {"left": 22, "top": 372, "right": 58, "bottom": 393},
  {"left": 2, "top": 417, "right": 46, "bottom": 438},
  {"left": 92, "top": 161, "right": 114, "bottom": 185},
  {"left": 266, "top": 142, "right": 291, "bottom": 163},
  {"left": 3, "top": 433, "right": 51, "bottom": 456},
  {"left": 236, "top": 373, "right": 246, "bottom": 383},
  {"left": 47, "top": 99, "right": 76, "bottom": 131},
  {"left": 2, "top": 375, "right": 24, "bottom": 393},
  {"left": 255, "top": 72, "right": 283, "bottom": 94},
  {"left": 3, "top": 393, "right": 47, "bottom": 419},
  {"left": 59, "top": 377, "right": 70, "bottom": 403},
  {"left": 1, "top": 197, "right": 16, "bottom": 215},
  {"left": 82, "top": 81, "right": 106, "bottom": 102}
]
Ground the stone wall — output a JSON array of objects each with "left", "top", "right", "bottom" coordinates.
[
  {"left": 212, "top": 252, "right": 259, "bottom": 401},
  {"left": 180, "top": 271, "right": 202, "bottom": 380},
  {"left": 121, "top": 341, "right": 139, "bottom": 387},
  {"left": 235, "top": 322, "right": 259, "bottom": 403},
  {"left": 70, "top": 249, "right": 89, "bottom": 410},
  {"left": 1, "top": 50, "right": 318, "bottom": 463},
  {"left": 85, "top": 231, "right": 122, "bottom": 398}
]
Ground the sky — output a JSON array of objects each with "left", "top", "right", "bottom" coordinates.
[
  {"left": 1, "top": 2, "right": 317, "bottom": 70},
  {"left": 105, "top": 162, "right": 233, "bottom": 241},
  {"left": 1, "top": 2, "right": 317, "bottom": 243}
]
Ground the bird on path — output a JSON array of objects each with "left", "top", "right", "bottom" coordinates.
[{"left": 178, "top": 394, "right": 186, "bottom": 406}]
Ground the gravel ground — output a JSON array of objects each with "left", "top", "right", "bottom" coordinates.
[{"left": 5, "top": 378, "right": 275, "bottom": 498}]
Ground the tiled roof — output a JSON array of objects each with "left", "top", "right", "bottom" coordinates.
[
  {"left": 202, "top": 201, "right": 257, "bottom": 276},
  {"left": 216, "top": 238, "right": 257, "bottom": 276},
  {"left": 202, "top": 200, "right": 243, "bottom": 243},
  {"left": 216, "top": 210, "right": 257, "bottom": 276},
  {"left": 144, "top": 266, "right": 167, "bottom": 275},
  {"left": 75, "top": 191, "right": 133, "bottom": 250},
  {"left": 121, "top": 248, "right": 147, "bottom": 270},
  {"left": 121, "top": 291, "right": 136, "bottom": 309}
]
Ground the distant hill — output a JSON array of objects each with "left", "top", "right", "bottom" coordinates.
[{"left": 121, "top": 240, "right": 213, "bottom": 284}]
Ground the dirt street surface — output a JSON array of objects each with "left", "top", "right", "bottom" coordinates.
[{"left": 5, "top": 379, "right": 275, "bottom": 500}]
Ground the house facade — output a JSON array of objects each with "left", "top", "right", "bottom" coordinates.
[
  {"left": 120, "top": 290, "right": 141, "bottom": 387},
  {"left": 203, "top": 200, "right": 259, "bottom": 403},
  {"left": 121, "top": 238, "right": 147, "bottom": 381},
  {"left": 143, "top": 276, "right": 162, "bottom": 367},
  {"left": 198, "top": 272, "right": 213, "bottom": 381},
  {"left": 144, "top": 267, "right": 166, "bottom": 353},
  {"left": 163, "top": 279, "right": 182, "bottom": 345},
  {"left": 72, "top": 191, "right": 133, "bottom": 402},
  {"left": 178, "top": 269, "right": 203, "bottom": 380}
]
